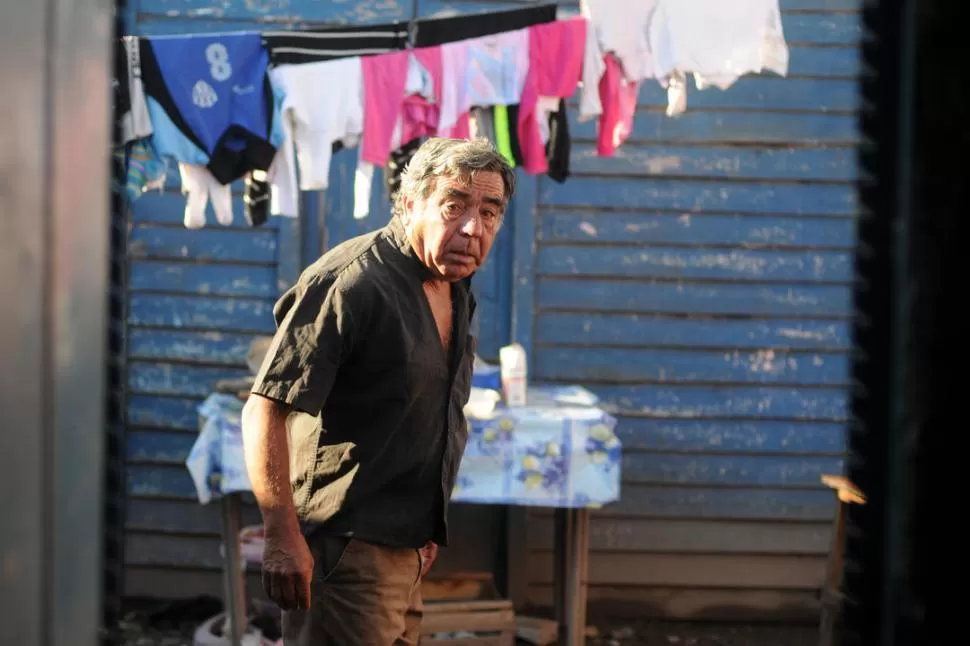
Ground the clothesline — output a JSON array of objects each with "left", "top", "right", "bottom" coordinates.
[{"left": 112, "top": 1, "right": 789, "bottom": 231}]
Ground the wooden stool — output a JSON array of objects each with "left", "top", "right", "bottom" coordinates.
[{"left": 818, "top": 475, "right": 866, "bottom": 646}]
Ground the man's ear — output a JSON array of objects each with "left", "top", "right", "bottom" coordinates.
[{"left": 400, "top": 195, "right": 415, "bottom": 227}]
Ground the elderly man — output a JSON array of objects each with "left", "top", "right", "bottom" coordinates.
[{"left": 241, "top": 137, "right": 515, "bottom": 645}]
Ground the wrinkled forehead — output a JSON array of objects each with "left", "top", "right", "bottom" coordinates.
[{"left": 433, "top": 172, "right": 508, "bottom": 209}]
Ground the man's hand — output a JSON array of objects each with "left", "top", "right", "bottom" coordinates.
[
  {"left": 262, "top": 527, "right": 314, "bottom": 611},
  {"left": 418, "top": 541, "right": 438, "bottom": 578}
]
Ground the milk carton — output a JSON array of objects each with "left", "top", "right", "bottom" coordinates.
[{"left": 499, "top": 343, "right": 528, "bottom": 407}]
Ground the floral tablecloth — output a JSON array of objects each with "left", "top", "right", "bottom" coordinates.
[{"left": 186, "top": 387, "right": 621, "bottom": 509}]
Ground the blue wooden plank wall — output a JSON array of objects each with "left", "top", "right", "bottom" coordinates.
[
  {"left": 124, "top": 0, "right": 860, "bottom": 621},
  {"left": 442, "top": 0, "right": 856, "bottom": 620}
]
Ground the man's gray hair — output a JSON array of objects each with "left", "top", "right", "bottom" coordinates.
[{"left": 393, "top": 137, "right": 516, "bottom": 220}]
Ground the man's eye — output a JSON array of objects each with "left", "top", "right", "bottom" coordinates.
[{"left": 444, "top": 203, "right": 462, "bottom": 215}]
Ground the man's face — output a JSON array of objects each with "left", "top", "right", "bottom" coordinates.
[{"left": 402, "top": 170, "right": 506, "bottom": 282}]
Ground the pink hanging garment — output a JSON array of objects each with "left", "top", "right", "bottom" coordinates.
[
  {"left": 517, "top": 17, "right": 587, "bottom": 174},
  {"left": 360, "top": 51, "right": 410, "bottom": 166},
  {"left": 597, "top": 53, "right": 639, "bottom": 156},
  {"left": 403, "top": 46, "right": 444, "bottom": 141}
]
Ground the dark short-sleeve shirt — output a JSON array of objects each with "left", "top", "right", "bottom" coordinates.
[{"left": 251, "top": 217, "right": 476, "bottom": 549}]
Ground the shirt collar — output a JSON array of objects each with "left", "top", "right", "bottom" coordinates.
[{"left": 382, "top": 216, "right": 476, "bottom": 291}]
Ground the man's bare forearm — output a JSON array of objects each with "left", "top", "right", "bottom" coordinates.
[{"left": 241, "top": 394, "right": 300, "bottom": 534}]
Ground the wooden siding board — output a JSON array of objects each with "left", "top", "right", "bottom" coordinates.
[
  {"left": 567, "top": 144, "right": 858, "bottom": 181},
  {"left": 586, "top": 385, "right": 847, "bottom": 421},
  {"left": 126, "top": 498, "right": 261, "bottom": 535},
  {"left": 536, "top": 279, "right": 852, "bottom": 317},
  {"left": 524, "top": 586, "right": 820, "bottom": 622},
  {"left": 127, "top": 464, "right": 199, "bottom": 499},
  {"left": 613, "top": 419, "right": 846, "bottom": 454},
  {"left": 128, "top": 363, "right": 251, "bottom": 397},
  {"left": 535, "top": 314, "right": 850, "bottom": 350},
  {"left": 538, "top": 178, "right": 858, "bottom": 216},
  {"left": 128, "top": 395, "right": 201, "bottom": 431},
  {"left": 568, "top": 110, "right": 859, "bottom": 145},
  {"left": 528, "top": 517, "right": 832, "bottom": 555},
  {"left": 129, "top": 262, "right": 276, "bottom": 297},
  {"left": 128, "top": 294, "right": 277, "bottom": 332},
  {"left": 603, "top": 484, "right": 836, "bottom": 521},
  {"left": 127, "top": 430, "right": 196, "bottom": 464},
  {"left": 535, "top": 347, "right": 849, "bottom": 386},
  {"left": 128, "top": 328, "right": 255, "bottom": 364},
  {"left": 537, "top": 246, "right": 853, "bottom": 282},
  {"left": 620, "top": 454, "right": 844, "bottom": 487},
  {"left": 129, "top": 226, "right": 278, "bottom": 263},
  {"left": 539, "top": 212, "right": 856, "bottom": 247},
  {"left": 634, "top": 77, "right": 860, "bottom": 112},
  {"left": 528, "top": 552, "right": 827, "bottom": 589}
]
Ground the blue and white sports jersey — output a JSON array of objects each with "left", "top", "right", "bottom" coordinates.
[{"left": 140, "top": 32, "right": 279, "bottom": 184}]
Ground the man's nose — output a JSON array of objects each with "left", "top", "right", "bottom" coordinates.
[{"left": 460, "top": 210, "right": 484, "bottom": 237}]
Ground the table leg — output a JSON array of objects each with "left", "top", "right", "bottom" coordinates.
[
  {"left": 220, "top": 493, "right": 247, "bottom": 646},
  {"left": 563, "top": 509, "right": 590, "bottom": 646},
  {"left": 553, "top": 507, "right": 570, "bottom": 632}
]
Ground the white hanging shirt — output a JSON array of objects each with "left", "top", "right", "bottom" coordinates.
[
  {"left": 578, "top": 0, "right": 659, "bottom": 121},
  {"left": 268, "top": 57, "right": 364, "bottom": 217},
  {"left": 650, "top": 0, "right": 789, "bottom": 88}
]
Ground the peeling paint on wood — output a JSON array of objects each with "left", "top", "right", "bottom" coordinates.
[
  {"left": 613, "top": 419, "right": 845, "bottom": 453},
  {"left": 129, "top": 262, "right": 276, "bottom": 297},
  {"left": 586, "top": 385, "right": 847, "bottom": 421},
  {"left": 537, "top": 278, "right": 852, "bottom": 316},
  {"left": 536, "top": 314, "right": 849, "bottom": 349},
  {"left": 567, "top": 109, "right": 860, "bottom": 145},
  {"left": 541, "top": 211, "right": 856, "bottom": 247},
  {"left": 539, "top": 177, "right": 858, "bottom": 215},
  {"left": 535, "top": 347, "right": 849, "bottom": 385},
  {"left": 128, "top": 294, "right": 276, "bottom": 331},
  {"left": 538, "top": 246, "right": 852, "bottom": 281}
]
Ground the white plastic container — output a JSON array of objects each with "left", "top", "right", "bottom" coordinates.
[{"left": 499, "top": 343, "right": 528, "bottom": 407}]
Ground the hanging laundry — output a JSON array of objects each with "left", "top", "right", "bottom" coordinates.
[
  {"left": 354, "top": 49, "right": 445, "bottom": 220},
  {"left": 261, "top": 22, "right": 408, "bottom": 66},
  {"left": 180, "top": 163, "right": 233, "bottom": 230},
  {"left": 439, "top": 29, "right": 530, "bottom": 138},
  {"left": 140, "top": 33, "right": 280, "bottom": 185},
  {"left": 244, "top": 170, "right": 270, "bottom": 227},
  {"left": 384, "top": 137, "right": 424, "bottom": 208},
  {"left": 268, "top": 56, "right": 364, "bottom": 218},
  {"left": 496, "top": 104, "right": 526, "bottom": 168},
  {"left": 597, "top": 54, "right": 639, "bottom": 157},
  {"left": 492, "top": 105, "right": 517, "bottom": 168},
  {"left": 545, "top": 99, "right": 571, "bottom": 184},
  {"left": 113, "top": 138, "right": 167, "bottom": 203},
  {"left": 114, "top": 36, "right": 152, "bottom": 146},
  {"left": 650, "top": 0, "right": 789, "bottom": 114},
  {"left": 398, "top": 50, "right": 441, "bottom": 144},
  {"left": 412, "top": 4, "right": 557, "bottom": 47},
  {"left": 518, "top": 17, "right": 587, "bottom": 175},
  {"left": 469, "top": 107, "right": 497, "bottom": 144}
]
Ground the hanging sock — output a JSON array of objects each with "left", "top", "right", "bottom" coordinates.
[
  {"left": 244, "top": 170, "right": 270, "bottom": 227},
  {"left": 180, "top": 163, "right": 233, "bottom": 229},
  {"left": 121, "top": 138, "right": 167, "bottom": 203}
]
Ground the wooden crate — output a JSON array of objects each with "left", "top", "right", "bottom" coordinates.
[{"left": 421, "top": 573, "right": 516, "bottom": 646}]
